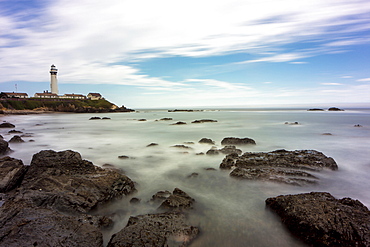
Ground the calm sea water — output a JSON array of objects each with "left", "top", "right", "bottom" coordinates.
[{"left": 1, "top": 108, "right": 370, "bottom": 246}]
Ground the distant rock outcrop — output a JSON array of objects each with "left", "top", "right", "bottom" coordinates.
[
  {"left": 266, "top": 192, "right": 370, "bottom": 246},
  {"left": 0, "top": 122, "right": 15, "bottom": 128},
  {"left": 221, "top": 137, "right": 256, "bottom": 146},
  {"left": 220, "top": 149, "right": 337, "bottom": 186}
]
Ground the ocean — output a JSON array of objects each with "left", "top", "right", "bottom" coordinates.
[{"left": 1, "top": 108, "right": 370, "bottom": 246}]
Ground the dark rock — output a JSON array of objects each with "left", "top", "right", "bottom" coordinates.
[
  {"left": 266, "top": 192, "right": 370, "bottom": 247},
  {"left": 171, "top": 145, "right": 192, "bottom": 149},
  {"left": 221, "top": 137, "right": 256, "bottom": 146},
  {"left": 199, "top": 138, "right": 215, "bottom": 144},
  {"left": 219, "top": 145, "right": 242, "bottom": 155},
  {"left": 107, "top": 211, "right": 199, "bottom": 247},
  {"left": 0, "top": 139, "right": 10, "bottom": 155},
  {"left": 322, "top": 133, "right": 333, "bottom": 135},
  {"left": 129, "top": 197, "right": 141, "bottom": 204},
  {"left": 328, "top": 107, "right": 344, "bottom": 111},
  {"left": 159, "top": 188, "right": 195, "bottom": 211},
  {"left": 9, "top": 135, "right": 25, "bottom": 143},
  {"left": 89, "top": 116, "right": 101, "bottom": 120},
  {"left": 307, "top": 108, "right": 324, "bottom": 111},
  {"left": 8, "top": 129, "right": 23, "bottom": 134},
  {"left": 102, "top": 117, "right": 111, "bottom": 120},
  {"left": 146, "top": 143, "right": 159, "bottom": 147},
  {"left": 151, "top": 190, "right": 172, "bottom": 202},
  {"left": 0, "top": 156, "right": 28, "bottom": 192},
  {"left": 12, "top": 150, "right": 136, "bottom": 214},
  {"left": 160, "top": 118, "right": 173, "bottom": 121},
  {"left": 0, "top": 200, "right": 105, "bottom": 247},
  {"left": 118, "top": 155, "right": 130, "bottom": 159},
  {"left": 354, "top": 124, "right": 363, "bottom": 127},
  {"left": 196, "top": 152, "right": 205, "bottom": 155},
  {"left": 138, "top": 119, "right": 147, "bottom": 121},
  {"left": 191, "top": 119, "right": 217, "bottom": 123},
  {"left": 187, "top": 172, "right": 199, "bottom": 178},
  {"left": 0, "top": 135, "right": 2, "bottom": 139},
  {"left": 184, "top": 141, "right": 194, "bottom": 144},
  {"left": 206, "top": 149, "right": 219, "bottom": 155},
  {"left": 221, "top": 150, "right": 338, "bottom": 186},
  {"left": 171, "top": 121, "right": 187, "bottom": 125},
  {"left": 204, "top": 168, "right": 216, "bottom": 171},
  {"left": 0, "top": 122, "right": 15, "bottom": 128}
]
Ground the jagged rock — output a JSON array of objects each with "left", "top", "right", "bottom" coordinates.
[
  {"left": 9, "top": 135, "right": 24, "bottom": 143},
  {"left": 199, "top": 138, "right": 215, "bottom": 144},
  {"left": 221, "top": 137, "right": 256, "bottom": 146},
  {"left": 171, "top": 121, "right": 187, "bottom": 125},
  {"left": 0, "top": 122, "right": 15, "bottom": 128},
  {"left": 266, "top": 192, "right": 370, "bottom": 246},
  {"left": 89, "top": 116, "right": 101, "bottom": 120},
  {"left": 107, "top": 211, "right": 199, "bottom": 247},
  {"left": 0, "top": 139, "right": 10, "bottom": 155},
  {"left": 219, "top": 145, "right": 242, "bottom": 155},
  {"left": 206, "top": 149, "right": 219, "bottom": 155},
  {"left": 191, "top": 119, "right": 217, "bottom": 123},
  {"left": 220, "top": 150, "right": 337, "bottom": 186},
  {"left": 11, "top": 150, "right": 136, "bottom": 214},
  {"left": 151, "top": 190, "right": 172, "bottom": 202},
  {"left": 0, "top": 156, "right": 28, "bottom": 193},
  {"left": 159, "top": 188, "right": 195, "bottom": 211},
  {"left": 0, "top": 200, "right": 105, "bottom": 247},
  {"left": 8, "top": 130, "right": 23, "bottom": 134}
]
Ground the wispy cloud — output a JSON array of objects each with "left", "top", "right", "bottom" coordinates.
[
  {"left": 321, "top": 83, "right": 343, "bottom": 86},
  {"left": 357, "top": 78, "right": 370, "bottom": 82}
]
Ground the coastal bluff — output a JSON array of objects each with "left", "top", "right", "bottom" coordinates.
[{"left": 0, "top": 98, "right": 134, "bottom": 114}]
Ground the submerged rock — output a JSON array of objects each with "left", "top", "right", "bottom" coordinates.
[
  {"left": 171, "top": 144, "right": 193, "bottom": 149},
  {"left": 219, "top": 145, "right": 242, "bottom": 155},
  {"left": 89, "top": 116, "right": 101, "bottom": 120},
  {"left": 107, "top": 211, "right": 199, "bottom": 247},
  {"left": 328, "top": 107, "right": 344, "bottom": 111},
  {"left": 191, "top": 119, "right": 217, "bottom": 123},
  {"left": 266, "top": 192, "right": 370, "bottom": 246},
  {"left": 0, "top": 157, "right": 28, "bottom": 193},
  {"left": 171, "top": 121, "right": 187, "bottom": 125},
  {"left": 146, "top": 142, "right": 159, "bottom": 147},
  {"left": 0, "top": 122, "right": 15, "bottom": 128},
  {"left": 9, "top": 135, "right": 24, "bottom": 143},
  {"left": 221, "top": 137, "right": 256, "bottom": 146},
  {"left": 220, "top": 149, "right": 337, "bottom": 186}
]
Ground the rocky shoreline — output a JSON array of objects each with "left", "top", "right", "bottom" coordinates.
[{"left": 1, "top": 119, "right": 369, "bottom": 246}]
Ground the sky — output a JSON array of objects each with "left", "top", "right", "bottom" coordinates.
[{"left": 1, "top": 0, "right": 370, "bottom": 108}]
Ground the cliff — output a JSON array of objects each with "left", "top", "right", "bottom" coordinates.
[{"left": 0, "top": 99, "right": 134, "bottom": 114}]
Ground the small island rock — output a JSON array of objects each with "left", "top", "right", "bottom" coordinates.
[{"left": 221, "top": 137, "right": 256, "bottom": 146}]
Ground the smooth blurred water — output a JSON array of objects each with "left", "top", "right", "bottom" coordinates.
[{"left": 1, "top": 108, "right": 370, "bottom": 246}]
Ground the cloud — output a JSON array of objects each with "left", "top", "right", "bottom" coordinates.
[
  {"left": 341, "top": 76, "right": 353, "bottom": 78},
  {"left": 321, "top": 83, "right": 343, "bottom": 85},
  {"left": 357, "top": 78, "right": 370, "bottom": 82}
]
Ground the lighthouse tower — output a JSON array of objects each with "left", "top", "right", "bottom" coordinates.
[{"left": 50, "top": 64, "right": 58, "bottom": 95}]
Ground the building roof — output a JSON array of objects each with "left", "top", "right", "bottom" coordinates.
[
  {"left": 1, "top": 92, "right": 28, "bottom": 96},
  {"left": 64, "top": 94, "right": 85, "bottom": 97},
  {"left": 88, "top": 93, "right": 102, "bottom": 97},
  {"left": 34, "top": 92, "right": 58, "bottom": 96}
]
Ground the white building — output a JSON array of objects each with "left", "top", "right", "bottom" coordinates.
[{"left": 50, "top": 64, "right": 58, "bottom": 95}]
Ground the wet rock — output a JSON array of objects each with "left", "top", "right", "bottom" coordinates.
[
  {"left": 199, "top": 138, "right": 215, "bottom": 144},
  {"left": 266, "top": 192, "right": 370, "bottom": 247},
  {"left": 221, "top": 150, "right": 338, "bottom": 186},
  {"left": 221, "top": 137, "right": 256, "bottom": 146},
  {"left": 206, "top": 149, "right": 219, "bottom": 155},
  {"left": 159, "top": 188, "right": 195, "bottom": 211},
  {"left": 204, "top": 168, "right": 216, "bottom": 171},
  {"left": 196, "top": 152, "right": 205, "bottom": 155},
  {"left": 285, "top": 121, "right": 300, "bottom": 125},
  {"left": 0, "top": 156, "right": 28, "bottom": 193},
  {"left": 191, "top": 119, "right": 217, "bottom": 123},
  {"left": 9, "top": 135, "right": 25, "bottom": 143},
  {"left": 219, "top": 145, "right": 242, "bottom": 155},
  {"left": 160, "top": 117, "right": 173, "bottom": 121},
  {"left": 0, "top": 122, "right": 15, "bottom": 128},
  {"left": 354, "top": 124, "right": 363, "bottom": 127},
  {"left": 118, "top": 155, "right": 130, "bottom": 159},
  {"left": 328, "top": 107, "right": 344, "bottom": 111},
  {"left": 307, "top": 108, "right": 324, "bottom": 111},
  {"left": 0, "top": 200, "right": 105, "bottom": 247},
  {"left": 171, "top": 145, "right": 193, "bottom": 149},
  {"left": 102, "top": 117, "right": 111, "bottom": 120},
  {"left": 0, "top": 139, "right": 10, "bottom": 155},
  {"left": 322, "top": 133, "right": 333, "bottom": 135},
  {"left": 171, "top": 121, "right": 187, "bottom": 125},
  {"left": 89, "top": 116, "right": 101, "bottom": 120},
  {"left": 107, "top": 211, "right": 199, "bottom": 247},
  {"left": 0, "top": 135, "right": 2, "bottom": 139},
  {"left": 8, "top": 130, "right": 23, "bottom": 134},
  {"left": 129, "top": 197, "right": 141, "bottom": 204},
  {"left": 151, "top": 190, "right": 172, "bottom": 202},
  {"left": 146, "top": 143, "right": 159, "bottom": 147},
  {"left": 138, "top": 119, "right": 147, "bottom": 121},
  {"left": 12, "top": 150, "right": 136, "bottom": 214},
  {"left": 187, "top": 172, "right": 199, "bottom": 178}
]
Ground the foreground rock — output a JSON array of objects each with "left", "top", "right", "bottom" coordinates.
[
  {"left": 0, "top": 157, "right": 28, "bottom": 193},
  {"left": 266, "top": 192, "right": 370, "bottom": 246},
  {"left": 8, "top": 135, "right": 24, "bottom": 143},
  {"left": 11, "top": 150, "right": 136, "bottom": 214},
  {"left": 108, "top": 212, "right": 199, "bottom": 247},
  {"left": 0, "top": 139, "right": 10, "bottom": 155},
  {"left": 0, "top": 122, "right": 15, "bottom": 128},
  {"left": 220, "top": 149, "right": 337, "bottom": 186},
  {"left": 221, "top": 137, "right": 256, "bottom": 145},
  {"left": 159, "top": 188, "right": 195, "bottom": 211}
]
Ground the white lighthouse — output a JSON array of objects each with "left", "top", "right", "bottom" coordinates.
[{"left": 50, "top": 64, "right": 58, "bottom": 95}]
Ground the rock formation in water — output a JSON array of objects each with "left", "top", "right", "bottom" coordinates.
[
  {"left": 266, "top": 192, "right": 370, "bottom": 246},
  {"left": 221, "top": 137, "right": 256, "bottom": 145},
  {"left": 220, "top": 149, "right": 338, "bottom": 186},
  {"left": 191, "top": 119, "right": 217, "bottom": 123},
  {"left": 0, "top": 139, "right": 10, "bottom": 155},
  {"left": 0, "top": 150, "right": 136, "bottom": 246},
  {"left": 0, "top": 122, "right": 15, "bottom": 128}
]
